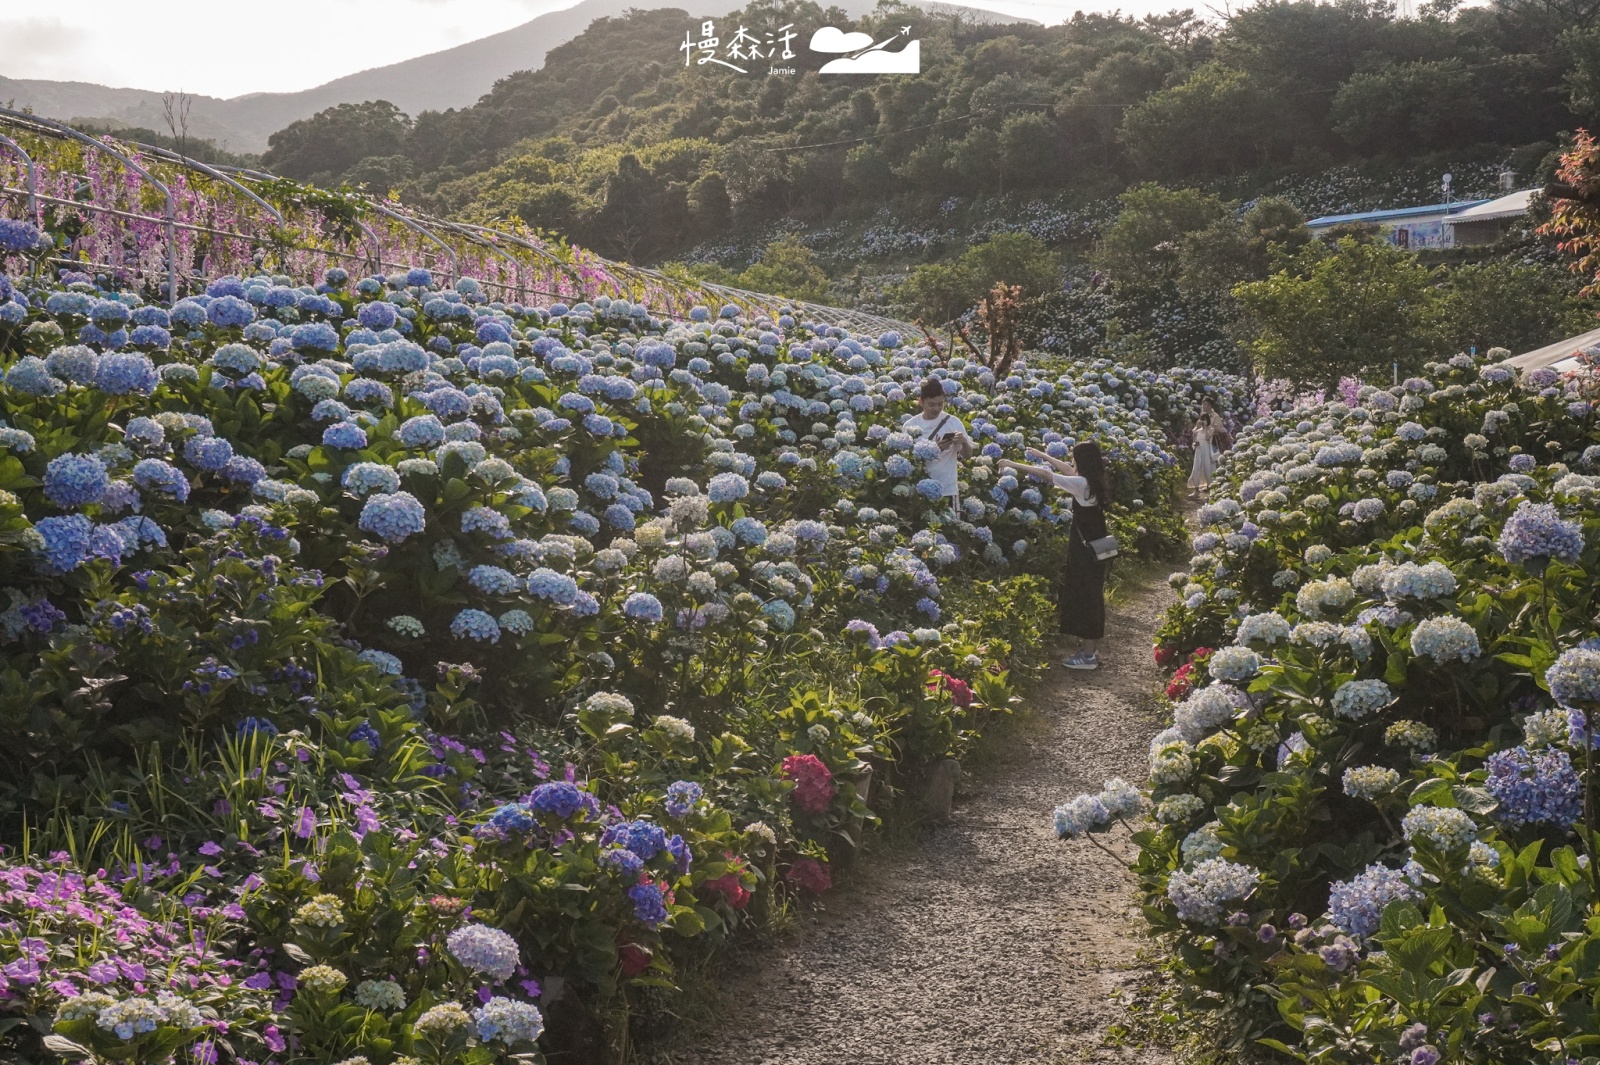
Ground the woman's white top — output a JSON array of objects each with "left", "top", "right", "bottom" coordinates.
[{"left": 1050, "top": 472, "right": 1097, "bottom": 507}]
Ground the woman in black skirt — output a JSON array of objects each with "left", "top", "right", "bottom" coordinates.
[{"left": 998, "top": 441, "right": 1111, "bottom": 671}]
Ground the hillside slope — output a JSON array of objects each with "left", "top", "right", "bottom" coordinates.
[{"left": 0, "top": 0, "right": 1032, "bottom": 153}]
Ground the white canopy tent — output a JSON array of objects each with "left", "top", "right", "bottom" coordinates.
[{"left": 1503, "top": 325, "right": 1600, "bottom": 373}]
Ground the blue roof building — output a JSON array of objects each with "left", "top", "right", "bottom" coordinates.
[{"left": 1305, "top": 199, "right": 1492, "bottom": 250}]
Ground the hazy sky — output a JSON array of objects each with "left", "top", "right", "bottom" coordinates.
[{"left": 0, "top": 0, "right": 1201, "bottom": 98}]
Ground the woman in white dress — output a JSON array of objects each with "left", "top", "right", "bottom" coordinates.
[{"left": 1188, "top": 410, "right": 1218, "bottom": 500}]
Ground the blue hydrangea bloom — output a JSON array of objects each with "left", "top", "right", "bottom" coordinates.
[
  {"left": 322, "top": 421, "right": 368, "bottom": 449},
  {"left": 623, "top": 592, "right": 663, "bottom": 623},
  {"left": 397, "top": 414, "right": 445, "bottom": 449},
  {"left": 5, "top": 356, "right": 63, "bottom": 396},
  {"left": 207, "top": 296, "right": 254, "bottom": 327},
  {"left": 451, "top": 608, "right": 502, "bottom": 643},
  {"left": 359, "top": 491, "right": 427, "bottom": 542},
  {"left": 132, "top": 459, "right": 189, "bottom": 502},
  {"left": 1327, "top": 864, "right": 1420, "bottom": 937},
  {"left": 1486, "top": 746, "right": 1582, "bottom": 828},
  {"left": 182, "top": 435, "right": 234, "bottom": 472},
  {"left": 34, "top": 514, "right": 94, "bottom": 572},
  {"left": 1498, "top": 502, "right": 1584, "bottom": 567},
  {"left": 43, "top": 453, "right": 109, "bottom": 509}
]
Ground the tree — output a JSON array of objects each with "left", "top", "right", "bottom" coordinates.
[
  {"left": 1177, "top": 197, "right": 1312, "bottom": 298},
  {"left": 1119, "top": 63, "right": 1285, "bottom": 178},
  {"left": 593, "top": 153, "right": 650, "bottom": 260},
  {"left": 736, "top": 238, "right": 832, "bottom": 303},
  {"left": 1435, "top": 261, "right": 1595, "bottom": 354},
  {"left": 262, "top": 101, "right": 412, "bottom": 184},
  {"left": 1092, "top": 183, "right": 1230, "bottom": 285},
  {"left": 1232, "top": 236, "right": 1446, "bottom": 390},
  {"left": 688, "top": 172, "right": 732, "bottom": 231},
  {"left": 343, "top": 155, "right": 414, "bottom": 198},
  {"left": 901, "top": 233, "right": 1060, "bottom": 322},
  {"left": 1330, "top": 59, "right": 1488, "bottom": 154}
]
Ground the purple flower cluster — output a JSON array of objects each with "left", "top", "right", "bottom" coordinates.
[
  {"left": 1327, "top": 863, "right": 1419, "bottom": 937},
  {"left": 1485, "top": 745, "right": 1582, "bottom": 828},
  {"left": 1498, "top": 502, "right": 1584, "bottom": 567}
]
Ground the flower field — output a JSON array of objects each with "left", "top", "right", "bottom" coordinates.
[
  {"left": 1057, "top": 350, "right": 1600, "bottom": 1062},
  {"left": 0, "top": 206, "right": 1250, "bottom": 1064}
]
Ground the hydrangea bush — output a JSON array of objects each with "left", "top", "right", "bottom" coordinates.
[
  {"left": 1057, "top": 350, "right": 1600, "bottom": 1062},
  {"left": 0, "top": 242, "right": 1242, "bottom": 1062}
]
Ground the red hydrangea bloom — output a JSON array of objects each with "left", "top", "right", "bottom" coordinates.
[
  {"left": 781, "top": 753, "right": 835, "bottom": 814},
  {"left": 1154, "top": 645, "right": 1177, "bottom": 667},
  {"left": 618, "top": 941, "right": 651, "bottom": 977},
  {"left": 700, "top": 872, "right": 751, "bottom": 910},
  {"left": 927, "top": 669, "right": 973, "bottom": 708},
  {"left": 785, "top": 857, "right": 832, "bottom": 894},
  {"left": 1165, "top": 662, "right": 1195, "bottom": 701}
]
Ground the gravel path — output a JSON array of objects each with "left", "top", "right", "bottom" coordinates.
[{"left": 647, "top": 577, "right": 1175, "bottom": 1065}]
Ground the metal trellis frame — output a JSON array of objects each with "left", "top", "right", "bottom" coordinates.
[
  {"left": 0, "top": 107, "right": 177, "bottom": 302},
  {"left": 0, "top": 111, "right": 920, "bottom": 335},
  {"left": 0, "top": 132, "right": 36, "bottom": 222}
]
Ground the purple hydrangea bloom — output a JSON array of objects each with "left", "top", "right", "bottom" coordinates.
[
  {"left": 1498, "top": 502, "right": 1583, "bottom": 567},
  {"left": 1485, "top": 746, "right": 1583, "bottom": 828},
  {"left": 1327, "top": 863, "right": 1420, "bottom": 937}
]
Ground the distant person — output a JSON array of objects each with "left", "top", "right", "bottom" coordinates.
[
  {"left": 1188, "top": 403, "right": 1220, "bottom": 500},
  {"left": 910, "top": 377, "right": 972, "bottom": 511},
  {"left": 999, "top": 441, "right": 1111, "bottom": 671}
]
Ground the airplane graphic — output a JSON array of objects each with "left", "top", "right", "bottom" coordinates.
[{"left": 810, "top": 25, "right": 921, "bottom": 74}]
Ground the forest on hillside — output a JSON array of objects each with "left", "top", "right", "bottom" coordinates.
[
  {"left": 257, "top": 0, "right": 1600, "bottom": 258},
  {"left": 240, "top": 0, "right": 1600, "bottom": 380}
]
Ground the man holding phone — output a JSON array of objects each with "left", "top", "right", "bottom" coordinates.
[{"left": 913, "top": 377, "right": 972, "bottom": 508}]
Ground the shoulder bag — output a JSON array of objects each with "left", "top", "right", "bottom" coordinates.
[{"left": 1073, "top": 506, "right": 1120, "bottom": 561}]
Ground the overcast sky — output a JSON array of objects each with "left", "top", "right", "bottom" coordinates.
[{"left": 0, "top": 0, "right": 1202, "bottom": 98}]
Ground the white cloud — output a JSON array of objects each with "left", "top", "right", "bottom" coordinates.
[
  {"left": 808, "top": 26, "right": 876, "bottom": 52},
  {"left": 819, "top": 40, "right": 921, "bottom": 73}
]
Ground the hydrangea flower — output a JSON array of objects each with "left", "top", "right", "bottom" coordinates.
[
  {"left": 1053, "top": 794, "right": 1110, "bottom": 838},
  {"left": 472, "top": 997, "right": 544, "bottom": 1045},
  {"left": 1409, "top": 617, "right": 1481, "bottom": 663},
  {"left": 623, "top": 592, "right": 663, "bottom": 623},
  {"left": 1327, "top": 863, "right": 1419, "bottom": 937},
  {"left": 1235, "top": 612, "right": 1291, "bottom": 645},
  {"left": 1401, "top": 806, "right": 1477, "bottom": 852},
  {"left": 1331, "top": 678, "right": 1393, "bottom": 720},
  {"left": 1206, "top": 646, "right": 1260, "bottom": 682},
  {"left": 1167, "top": 858, "right": 1261, "bottom": 925},
  {"left": 451, "top": 609, "right": 501, "bottom": 643},
  {"left": 1342, "top": 765, "right": 1400, "bottom": 800},
  {"left": 358, "top": 491, "right": 426, "bottom": 542},
  {"left": 665, "top": 780, "right": 703, "bottom": 818},
  {"left": 1174, "top": 684, "right": 1246, "bottom": 743},
  {"left": 43, "top": 453, "right": 110, "bottom": 509},
  {"left": 445, "top": 923, "right": 520, "bottom": 981},
  {"left": 1498, "top": 502, "right": 1583, "bottom": 566},
  {"left": 1485, "top": 746, "right": 1582, "bottom": 828}
]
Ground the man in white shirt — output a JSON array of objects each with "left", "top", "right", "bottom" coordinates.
[{"left": 913, "top": 377, "right": 972, "bottom": 506}]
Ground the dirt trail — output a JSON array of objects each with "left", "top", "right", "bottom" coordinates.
[{"left": 648, "top": 577, "right": 1176, "bottom": 1065}]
